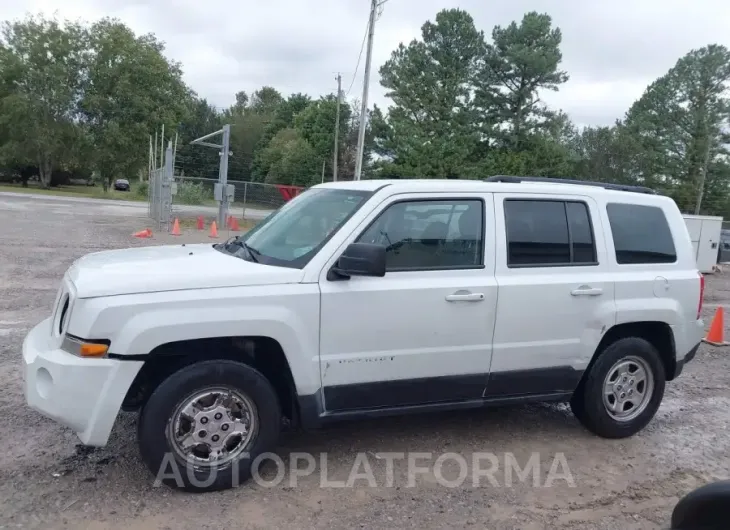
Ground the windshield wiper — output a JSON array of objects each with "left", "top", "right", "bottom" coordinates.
[
  {"left": 222, "top": 236, "right": 260, "bottom": 263},
  {"left": 242, "top": 242, "right": 261, "bottom": 262}
]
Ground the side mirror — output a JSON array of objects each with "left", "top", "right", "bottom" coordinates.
[{"left": 329, "top": 242, "right": 386, "bottom": 280}]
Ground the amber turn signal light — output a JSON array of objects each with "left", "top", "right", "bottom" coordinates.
[{"left": 79, "top": 343, "right": 109, "bottom": 357}]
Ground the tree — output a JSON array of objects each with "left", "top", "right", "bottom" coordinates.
[
  {"left": 624, "top": 45, "right": 730, "bottom": 212},
  {"left": 257, "top": 128, "right": 319, "bottom": 186},
  {"left": 476, "top": 12, "right": 569, "bottom": 151},
  {"left": 81, "top": 19, "right": 189, "bottom": 190},
  {"left": 376, "top": 9, "right": 485, "bottom": 177},
  {"left": 293, "top": 95, "right": 352, "bottom": 176},
  {"left": 223, "top": 86, "right": 284, "bottom": 181},
  {"left": 251, "top": 93, "right": 312, "bottom": 181},
  {"left": 565, "top": 123, "right": 640, "bottom": 184},
  {"left": 174, "top": 97, "right": 222, "bottom": 179},
  {"left": 0, "top": 15, "right": 86, "bottom": 187}
]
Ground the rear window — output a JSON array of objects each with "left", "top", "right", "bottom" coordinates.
[{"left": 606, "top": 203, "right": 676, "bottom": 264}]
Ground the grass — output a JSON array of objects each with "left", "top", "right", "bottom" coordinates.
[{"left": 0, "top": 182, "right": 147, "bottom": 202}]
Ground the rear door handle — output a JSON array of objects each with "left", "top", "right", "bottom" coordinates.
[
  {"left": 571, "top": 286, "right": 603, "bottom": 297},
  {"left": 445, "top": 292, "right": 485, "bottom": 302}
]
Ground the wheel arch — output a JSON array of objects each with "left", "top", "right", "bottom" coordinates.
[
  {"left": 580, "top": 321, "right": 677, "bottom": 388},
  {"left": 121, "top": 335, "right": 303, "bottom": 427}
]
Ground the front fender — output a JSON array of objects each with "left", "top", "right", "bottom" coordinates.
[{"left": 67, "top": 284, "right": 322, "bottom": 396}]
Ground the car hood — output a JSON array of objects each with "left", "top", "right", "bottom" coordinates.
[{"left": 67, "top": 243, "right": 305, "bottom": 298}]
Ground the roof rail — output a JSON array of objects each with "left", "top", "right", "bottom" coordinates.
[{"left": 484, "top": 175, "right": 658, "bottom": 195}]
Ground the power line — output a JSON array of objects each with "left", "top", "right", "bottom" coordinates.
[{"left": 345, "top": 12, "right": 370, "bottom": 97}]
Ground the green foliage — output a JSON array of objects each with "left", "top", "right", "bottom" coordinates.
[
  {"left": 621, "top": 44, "right": 730, "bottom": 212},
  {"left": 377, "top": 9, "right": 484, "bottom": 177},
  {"left": 0, "top": 15, "right": 86, "bottom": 187},
  {"left": 82, "top": 18, "right": 189, "bottom": 191},
  {"left": 476, "top": 12, "right": 569, "bottom": 149},
  {"left": 258, "top": 128, "right": 320, "bottom": 186},
  {"left": 175, "top": 180, "right": 209, "bottom": 205},
  {"left": 135, "top": 181, "right": 149, "bottom": 198},
  {"left": 3, "top": 9, "right": 730, "bottom": 217}
]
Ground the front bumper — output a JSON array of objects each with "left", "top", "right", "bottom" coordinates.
[{"left": 23, "top": 318, "right": 143, "bottom": 446}]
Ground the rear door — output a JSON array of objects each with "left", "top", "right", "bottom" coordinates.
[{"left": 488, "top": 192, "right": 616, "bottom": 397}]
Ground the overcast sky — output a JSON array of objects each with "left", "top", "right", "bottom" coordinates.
[{"left": 3, "top": 0, "right": 730, "bottom": 127}]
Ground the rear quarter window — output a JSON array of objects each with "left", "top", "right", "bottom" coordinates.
[{"left": 606, "top": 203, "right": 677, "bottom": 264}]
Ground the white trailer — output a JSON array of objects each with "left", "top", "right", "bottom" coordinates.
[{"left": 683, "top": 214, "right": 723, "bottom": 273}]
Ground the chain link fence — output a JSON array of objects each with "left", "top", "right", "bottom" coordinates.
[
  {"left": 171, "top": 176, "right": 303, "bottom": 221},
  {"left": 148, "top": 142, "right": 174, "bottom": 231}
]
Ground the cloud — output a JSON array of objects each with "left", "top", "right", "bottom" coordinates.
[{"left": 2, "top": 0, "right": 730, "bottom": 126}]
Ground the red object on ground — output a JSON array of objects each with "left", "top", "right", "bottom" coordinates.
[
  {"left": 196, "top": 216, "right": 204, "bottom": 230},
  {"left": 133, "top": 228, "right": 152, "bottom": 238},
  {"left": 275, "top": 185, "right": 304, "bottom": 202}
]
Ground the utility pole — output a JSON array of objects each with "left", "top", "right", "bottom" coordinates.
[
  {"left": 333, "top": 73, "right": 342, "bottom": 182},
  {"left": 354, "top": 0, "right": 378, "bottom": 181},
  {"left": 219, "top": 124, "right": 231, "bottom": 227},
  {"left": 190, "top": 124, "right": 231, "bottom": 228},
  {"left": 694, "top": 122, "right": 712, "bottom": 215}
]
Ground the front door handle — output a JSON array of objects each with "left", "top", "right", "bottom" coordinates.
[
  {"left": 571, "top": 286, "right": 603, "bottom": 297},
  {"left": 445, "top": 292, "right": 485, "bottom": 302}
]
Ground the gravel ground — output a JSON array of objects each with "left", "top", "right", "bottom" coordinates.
[{"left": 1, "top": 193, "right": 729, "bottom": 530}]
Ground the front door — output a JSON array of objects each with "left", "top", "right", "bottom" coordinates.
[
  {"left": 487, "top": 192, "right": 616, "bottom": 397},
  {"left": 318, "top": 193, "right": 498, "bottom": 411}
]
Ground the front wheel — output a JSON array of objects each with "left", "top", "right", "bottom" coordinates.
[
  {"left": 571, "top": 337, "right": 666, "bottom": 439},
  {"left": 138, "top": 360, "right": 281, "bottom": 492}
]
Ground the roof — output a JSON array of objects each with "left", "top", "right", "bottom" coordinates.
[{"left": 314, "top": 178, "right": 672, "bottom": 202}]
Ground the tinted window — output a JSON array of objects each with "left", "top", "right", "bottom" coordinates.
[
  {"left": 606, "top": 203, "right": 676, "bottom": 264},
  {"left": 357, "top": 199, "right": 484, "bottom": 270},
  {"left": 566, "top": 202, "right": 597, "bottom": 264},
  {"left": 505, "top": 199, "right": 597, "bottom": 267}
]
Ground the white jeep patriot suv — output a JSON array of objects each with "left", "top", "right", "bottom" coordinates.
[{"left": 23, "top": 176, "right": 705, "bottom": 491}]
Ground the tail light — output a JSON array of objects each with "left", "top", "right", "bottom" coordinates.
[{"left": 698, "top": 272, "right": 705, "bottom": 319}]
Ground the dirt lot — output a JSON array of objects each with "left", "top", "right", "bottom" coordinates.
[{"left": 1, "top": 193, "right": 729, "bottom": 529}]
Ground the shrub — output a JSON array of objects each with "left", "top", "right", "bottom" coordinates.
[
  {"left": 176, "top": 180, "right": 208, "bottom": 205},
  {"left": 135, "top": 181, "right": 149, "bottom": 198}
]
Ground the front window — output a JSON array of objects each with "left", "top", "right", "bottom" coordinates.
[{"left": 218, "top": 187, "right": 372, "bottom": 268}]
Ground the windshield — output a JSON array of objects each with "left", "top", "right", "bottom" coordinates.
[{"left": 218, "top": 187, "right": 373, "bottom": 269}]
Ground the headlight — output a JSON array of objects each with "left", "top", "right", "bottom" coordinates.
[{"left": 61, "top": 334, "right": 110, "bottom": 358}]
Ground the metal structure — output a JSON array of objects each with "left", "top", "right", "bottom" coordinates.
[
  {"left": 354, "top": 0, "right": 378, "bottom": 181},
  {"left": 333, "top": 73, "right": 342, "bottom": 182},
  {"left": 148, "top": 141, "right": 174, "bottom": 231},
  {"left": 170, "top": 175, "right": 300, "bottom": 220},
  {"left": 190, "top": 124, "right": 231, "bottom": 227}
]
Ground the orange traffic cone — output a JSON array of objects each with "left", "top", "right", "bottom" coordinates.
[
  {"left": 171, "top": 218, "right": 181, "bottom": 236},
  {"left": 703, "top": 307, "right": 729, "bottom": 346},
  {"left": 196, "top": 216, "right": 204, "bottom": 230},
  {"left": 133, "top": 228, "right": 152, "bottom": 238},
  {"left": 209, "top": 221, "right": 219, "bottom": 238},
  {"left": 230, "top": 217, "right": 240, "bottom": 231}
]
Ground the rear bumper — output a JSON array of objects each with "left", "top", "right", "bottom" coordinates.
[{"left": 23, "top": 318, "right": 143, "bottom": 446}]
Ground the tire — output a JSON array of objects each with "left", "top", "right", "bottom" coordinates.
[
  {"left": 138, "top": 360, "right": 281, "bottom": 492},
  {"left": 570, "top": 337, "right": 666, "bottom": 439}
]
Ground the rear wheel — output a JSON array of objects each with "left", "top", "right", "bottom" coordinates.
[
  {"left": 571, "top": 337, "right": 666, "bottom": 438},
  {"left": 138, "top": 360, "right": 281, "bottom": 492}
]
